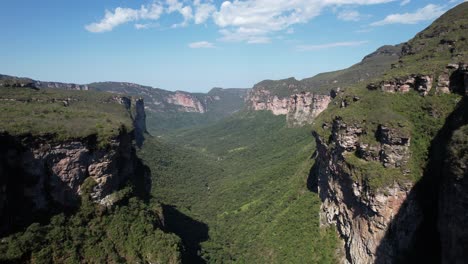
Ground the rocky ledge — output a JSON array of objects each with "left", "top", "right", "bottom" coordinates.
[{"left": 367, "top": 63, "right": 468, "bottom": 96}]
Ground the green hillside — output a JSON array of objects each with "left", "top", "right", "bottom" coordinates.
[
  {"left": 0, "top": 87, "right": 133, "bottom": 145},
  {"left": 251, "top": 44, "right": 402, "bottom": 97}
]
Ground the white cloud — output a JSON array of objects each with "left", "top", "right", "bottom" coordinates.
[
  {"left": 188, "top": 41, "right": 216, "bottom": 48},
  {"left": 400, "top": 0, "right": 410, "bottom": 6},
  {"left": 194, "top": 3, "right": 216, "bottom": 24},
  {"left": 134, "top": 23, "right": 160, "bottom": 29},
  {"left": 371, "top": 4, "right": 446, "bottom": 26},
  {"left": 85, "top": 3, "right": 163, "bottom": 33},
  {"left": 337, "top": 10, "right": 361, "bottom": 21},
  {"left": 86, "top": 0, "right": 400, "bottom": 43},
  {"left": 212, "top": 0, "right": 396, "bottom": 43},
  {"left": 296, "top": 40, "right": 368, "bottom": 51}
]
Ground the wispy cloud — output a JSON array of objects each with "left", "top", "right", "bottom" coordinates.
[
  {"left": 371, "top": 4, "right": 445, "bottom": 26},
  {"left": 212, "top": 0, "right": 396, "bottom": 43},
  {"left": 135, "top": 23, "right": 160, "bottom": 30},
  {"left": 296, "top": 41, "right": 368, "bottom": 51},
  {"left": 337, "top": 10, "right": 362, "bottom": 21},
  {"left": 188, "top": 41, "right": 216, "bottom": 48},
  {"left": 400, "top": 0, "right": 410, "bottom": 6},
  {"left": 86, "top": 0, "right": 400, "bottom": 44},
  {"left": 85, "top": 3, "right": 163, "bottom": 33}
]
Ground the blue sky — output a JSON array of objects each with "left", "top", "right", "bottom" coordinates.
[{"left": 0, "top": 0, "right": 465, "bottom": 92}]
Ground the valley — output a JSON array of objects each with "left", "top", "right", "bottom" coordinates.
[{"left": 1, "top": 2, "right": 468, "bottom": 264}]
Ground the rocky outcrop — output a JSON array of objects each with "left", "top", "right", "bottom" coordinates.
[
  {"left": 246, "top": 89, "right": 331, "bottom": 126},
  {"left": 369, "top": 63, "right": 468, "bottom": 96},
  {"left": 166, "top": 91, "right": 207, "bottom": 113},
  {"left": 368, "top": 75, "right": 433, "bottom": 96},
  {"left": 0, "top": 129, "right": 146, "bottom": 233},
  {"left": 287, "top": 93, "right": 331, "bottom": 126},
  {"left": 313, "top": 118, "right": 419, "bottom": 264}
]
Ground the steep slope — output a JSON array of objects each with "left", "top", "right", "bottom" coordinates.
[
  {"left": 311, "top": 2, "right": 468, "bottom": 263},
  {"left": 0, "top": 86, "right": 182, "bottom": 263},
  {"left": 245, "top": 44, "right": 402, "bottom": 125}
]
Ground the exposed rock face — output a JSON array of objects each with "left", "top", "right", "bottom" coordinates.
[
  {"left": 370, "top": 63, "right": 468, "bottom": 96},
  {"left": 371, "top": 75, "right": 433, "bottom": 96},
  {"left": 0, "top": 131, "right": 136, "bottom": 205},
  {"left": 247, "top": 89, "right": 289, "bottom": 115},
  {"left": 287, "top": 93, "right": 331, "bottom": 126},
  {"left": 246, "top": 89, "right": 331, "bottom": 126},
  {"left": 166, "top": 91, "right": 207, "bottom": 113},
  {"left": 313, "top": 118, "right": 419, "bottom": 264}
]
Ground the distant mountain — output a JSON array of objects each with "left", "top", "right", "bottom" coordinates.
[
  {"left": 0, "top": 75, "right": 249, "bottom": 133},
  {"left": 245, "top": 44, "right": 402, "bottom": 126}
]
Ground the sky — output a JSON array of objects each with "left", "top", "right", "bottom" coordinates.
[{"left": 0, "top": 0, "right": 465, "bottom": 92}]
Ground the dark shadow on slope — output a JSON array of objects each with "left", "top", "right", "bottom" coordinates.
[
  {"left": 307, "top": 160, "right": 319, "bottom": 193},
  {"left": 161, "top": 204, "right": 209, "bottom": 264},
  {"left": 374, "top": 96, "right": 468, "bottom": 264}
]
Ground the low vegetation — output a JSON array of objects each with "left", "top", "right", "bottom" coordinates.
[{"left": 0, "top": 87, "right": 133, "bottom": 145}]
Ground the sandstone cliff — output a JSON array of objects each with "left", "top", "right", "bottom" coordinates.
[
  {"left": 0, "top": 95, "right": 149, "bottom": 235},
  {"left": 313, "top": 118, "right": 419, "bottom": 264},
  {"left": 246, "top": 88, "right": 331, "bottom": 126}
]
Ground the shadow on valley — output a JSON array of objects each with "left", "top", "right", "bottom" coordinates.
[
  {"left": 161, "top": 204, "right": 209, "bottom": 264},
  {"left": 374, "top": 96, "right": 468, "bottom": 264}
]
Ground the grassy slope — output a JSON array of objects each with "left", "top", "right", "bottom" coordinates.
[
  {"left": 140, "top": 111, "right": 338, "bottom": 263},
  {"left": 0, "top": 87, "right": 133, "bottom": 144},
  {"left": 251, "top": 44, "right": 401, "bottom": 98}
]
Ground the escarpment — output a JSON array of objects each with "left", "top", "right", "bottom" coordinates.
[
  {"left": 313, "top": 118, "right": 419, "bottom": 264},
  {"left": 246, "top": 88, "right": 331, "bottom": 126},
  {"left": 0, "top": 91, "right": 150, "bottom": 235}
]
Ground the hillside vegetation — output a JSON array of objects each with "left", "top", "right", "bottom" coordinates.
[
  {"left": 139, "top": 111, "right": 338, "bottom": 263},
  {"left": 0, "top": 87, "right": 133, "bottom": 145}
]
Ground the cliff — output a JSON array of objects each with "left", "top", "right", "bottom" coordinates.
[
  {"left": 245, "top": 44, "right": 402, "bottom": 126},
  {"left": 313, "top": 120, "right": 419, "bottom": 263},
  {"left": 0, "top": 87, "right": 150, "bottom": 234},
  {"left": 311, "top": 2, "right": 468, "bottom": 263}
]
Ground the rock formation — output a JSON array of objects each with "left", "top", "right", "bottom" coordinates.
[
  {"left": 0, "top": 97, "right": 149, "bottom": 235},
  {"left": 313, "top": 118, "right": 420, "bottom": 264},
  {"left": 246, "top": 89, "right": 331, "bottom": 126}
]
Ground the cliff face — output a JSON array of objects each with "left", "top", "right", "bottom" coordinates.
[
  {"left": 313, "top": 118, "right": 419, "bottom": 264},
  {"left": 246, "top": 89, "right": 331, "bottom": 126},
  {"left": 0, "top": 93, "right": 150, "bottom": 234},
  {"left": 166, "top": 91, "right": 207, "bottom": 113}
]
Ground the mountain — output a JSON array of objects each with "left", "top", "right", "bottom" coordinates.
[
  {"left": 311, "top": 2, "right": 468, "bottom": 263},
  {"left": 0, "top": 75, "right": 249, "bottom": 132},
  {"left": 245, "top": 44, "right": 402, "bottom": 126}
]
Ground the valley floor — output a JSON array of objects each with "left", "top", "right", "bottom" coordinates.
[{"left": 139, "top": 111, "right": 339, "bottom": 263}]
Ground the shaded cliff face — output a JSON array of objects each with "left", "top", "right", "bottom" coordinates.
[
  {"left": 0, "top": 129, "right": 149, "bottom": 234},
  {"left": 438, "top": 97, "right": 468, "bottom": 264},
  {"left": 313, "top": 118, "right": 419, "bottom": 264}
]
